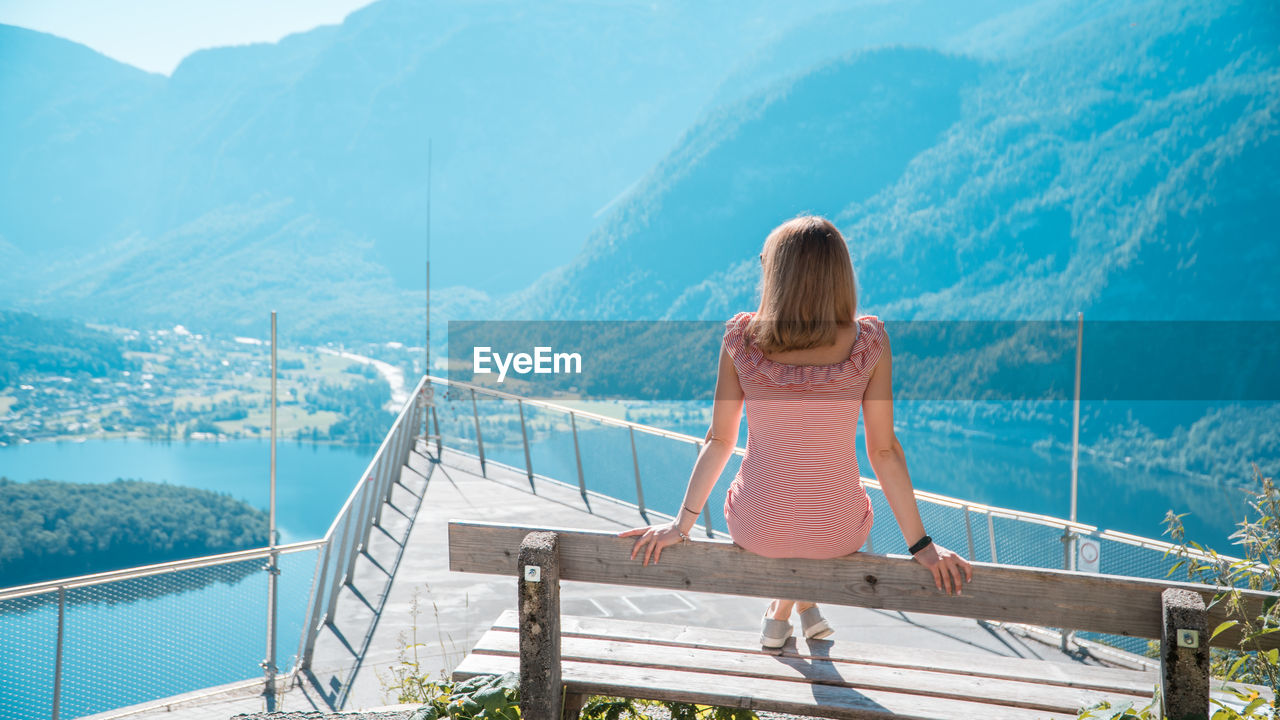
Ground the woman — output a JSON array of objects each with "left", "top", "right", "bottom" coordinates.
[{"left": 621, "top": 215, "right": 972, "bottom": 649}]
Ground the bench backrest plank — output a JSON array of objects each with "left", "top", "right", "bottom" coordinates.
[{"left": 448, "top": 520, "right": 1279, "bottom": 649}]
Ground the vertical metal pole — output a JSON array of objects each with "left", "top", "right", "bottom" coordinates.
[
  {"left": 52, "top": 587, "right": 65, "bottom": 720},
  {"left": 472, "top": 389, "right": 487, "bottom": 476},
  {"left": 348, "top": 473, "right": 374, "bottom": 568},
  {"left": 963, "top": 505, "right": 976, "bottom": 561},
  {"left": 432, "top": 403, "right": 442, "bottom": 458},
  {"left": 570, "top": 413, "right": 587, "bottom": 503},
  {"left": 263, "top": 311, "right": 279, "bottom": 701},
  {"left": 415, "top": 402, "right": 426, "bottom": 463},
  {"left": 324, "top": 512, "right": 355, "bottom": 624},
  {"left": 323, "top": 517, "right": 350, "bottom": 625},
  {"left": 375, "top": 447, "right": 395, "bottom": 528},
  {"left": 1062, "top": 312, "right": 1084, "bottom": 652},
  {"left": 1068, "top": 311, "right": 1083, "bottom": 565},
  {"left": 987, "top": 512, "right": 998, "bottom": 564},
  {"left": 381, "top": 419, "right": 402, "bottom": 507},
  {"left": 518, "top": 399, "right": 534, "bottom": 489},
  {"left": 629, "top": 427, "right": 646, "bottom": 520},
  {"left": 430, "top": 136, "right": 435, "bottom": 386},
  {"left": 298, "top": 541, "right": 330, "bottom": 671}
]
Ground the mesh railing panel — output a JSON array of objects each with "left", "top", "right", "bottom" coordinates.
[
  {"left": 989, "top": 514, "right": 1070, "bottom": 569},
  {"left": 0, "top": 548, "right": 321, "bottom": 720},
  {"left": 60, "top": 559, "right": 267, "bottom": 718},
  {"left": 1098, "top": 536, "right": 1185, "bottom": 581},
  {"left": 277, "top": 548, "right": 321, "bottom": 673},
  {"left": 0, "top": 593, "right": 58, "bottom": 720}
]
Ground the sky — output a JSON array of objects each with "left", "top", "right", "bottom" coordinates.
[{"left": 0, "top": 0, "right": 377, "bottom": 75}]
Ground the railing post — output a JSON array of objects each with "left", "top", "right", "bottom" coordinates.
[
  {"left": 963, "top": 505, "right": 976, "bottom": 561},
  {"left": 518, "top": 399, "right": 534, "bottom": 489},
  {"left": 344, "top": 475, "right": 374, "bottom": 581},
  {"left": 375, "top": 443, "right": 396, "bottom": 527},
  {"left": 323, "top": 513, "right": 354, "bottom": 625},
  {"left": 472, "top": 389, "right": 487, "bottom": 477},
  {"left": 299, "top": 541, "right": 332, "bottom": 670},
  {"left": 398, "top": 404, "right": 417, "bottom": 475},
  {"left": 432, "top": 403, "right": 442, "bottom": 458},
  {"left": 518, "top": 531, "right": 562, "bottom": 719},
  {"left": 1160, "top": 588, "right": 1209, "bottom": 720},
  {"left": 359, "top": 461, "right": 382, "bottom": 549},
  {"left": 391, "top": 413, "right": 409, "bottom": 485},
  {"left": 380, "top": 420, "right": 403, "bottom": 510},
  {"left": 52, "top": 586, "right": 65, "bottom": 720},
  {"left": 987, "top": 511, "right": 999, "bottom": 564},
  {"left": 629, "top": 427, "right": 646, "bottom": 521},
  {"left": 570, "top": 412, "right": 587, "bottom": 504}
]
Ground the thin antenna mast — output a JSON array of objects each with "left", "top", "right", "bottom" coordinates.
[
  {"left": 430, "top": 136, "right": 435, "bottom": 379},
  {"left": 263, "top": 310, "right": 280, "bottom": 706}
]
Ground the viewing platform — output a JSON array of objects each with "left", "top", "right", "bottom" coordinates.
[{"left": 88, "top": 435, "right": 1149, "bottom": 719}]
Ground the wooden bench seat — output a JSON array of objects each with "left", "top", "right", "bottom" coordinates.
[
  {"left": 454, "top": 609, "right": 1157, "bottom": 719},
  {"left": 448, "top": 521, "right": 1280, "bottom": 719}
]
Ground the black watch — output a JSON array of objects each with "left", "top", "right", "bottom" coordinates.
[{"left": 908, "top": 535, "right": 933, "bottom": 555}]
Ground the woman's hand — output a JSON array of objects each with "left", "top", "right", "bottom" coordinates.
[
  {"left": 618, "top": 522, "right": 685, "bottom": 566},
  {"left": 912, "top": 542, "right": 973, "bottom": 595}
]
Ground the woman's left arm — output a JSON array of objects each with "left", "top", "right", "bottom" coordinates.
[
  {"left": 863, "top": 333, "right": 973, "bottom": 594},
  {"left": 620, "top": 341, "right": 744, "bottom": 565}
]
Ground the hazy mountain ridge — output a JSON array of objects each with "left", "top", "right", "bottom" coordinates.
[
  {"left": 508, "top": 0, "right": 1280, "bottom": 324},
  {"left": 0, "top": 0, "right": 858, "bottom": 314},
  {"left": 2, "top": 0, "right": 1275, "bottom": 347},
  {"left": 507, "top": 46, "right": 986, "bottom": 320}
]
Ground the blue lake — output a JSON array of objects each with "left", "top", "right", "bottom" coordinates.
[
  {"left": 0, "top": 438, "right": 377, "bottom": 720},
  {"left": 0, "top": 438, "right": 378, "bottom": 544}
]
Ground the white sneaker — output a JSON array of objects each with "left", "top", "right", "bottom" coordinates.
[
  {"left": 760, "top": 617, "right": 792, "bottom": 649},
  {"left": 800, "top": 606, "right": 833, "bottom": 640}
]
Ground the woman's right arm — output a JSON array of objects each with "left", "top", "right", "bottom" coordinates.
[
  {"left": 620, "top": 341, "right": 744, "bottom": 565},
  {"left": 862, "top": 333, "right": 973, "bottom": 595}
]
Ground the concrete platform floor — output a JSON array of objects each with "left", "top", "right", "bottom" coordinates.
[{"left": 92, "top": 439, "right": 1132, "bottom": 720}]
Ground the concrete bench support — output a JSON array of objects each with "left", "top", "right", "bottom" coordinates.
[
  {"left": 1161, "top": 587, "right": 1210, "bottom": 720},
  {"left": 518, "top": 531, "right": 562, "bottom": 719}
]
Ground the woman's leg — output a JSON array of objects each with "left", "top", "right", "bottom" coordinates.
[
  {"left": 767, "top": 599, "right": 797, "bottom": 620},
  {"left": 795, "top": 601, "right": 817, "bottom": 613}
]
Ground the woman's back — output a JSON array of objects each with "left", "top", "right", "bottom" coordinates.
[{"left": 721, "top": 310, "right": 887, "bottom": 560}]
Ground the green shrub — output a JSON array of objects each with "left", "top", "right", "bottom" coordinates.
[{"left": 405, "top": 673, "right": 519, "bottom": 720}]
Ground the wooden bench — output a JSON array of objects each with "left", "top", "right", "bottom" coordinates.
[{"left": 448, "top": 521, "right": 1279, "bottom": 720}]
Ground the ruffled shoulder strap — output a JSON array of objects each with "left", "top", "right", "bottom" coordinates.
[
  {"left": 851, "top": 315, "right": 888, "bottom": 373},
  {"left": 722, "top": 311, "right": 757, "bottom": 367}
]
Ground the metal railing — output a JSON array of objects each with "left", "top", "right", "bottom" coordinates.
[
  {"left": 296, "top": 374, "right": 429, "bottom": 669},
  {"left": 0, "top": 376, "right": 431, "bottom": 720}
]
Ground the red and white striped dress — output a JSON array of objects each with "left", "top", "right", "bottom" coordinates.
[{"left": 722, "top": 311, "right": 887, "bottom": 560}]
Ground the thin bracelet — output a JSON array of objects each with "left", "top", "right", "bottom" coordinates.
[{"left": 681, "top": 504, "right": 701, "bottom": 517}]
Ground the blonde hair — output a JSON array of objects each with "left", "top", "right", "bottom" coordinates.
[{"left": 749, "top": 215, "right": 858, "bottom": 354}]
